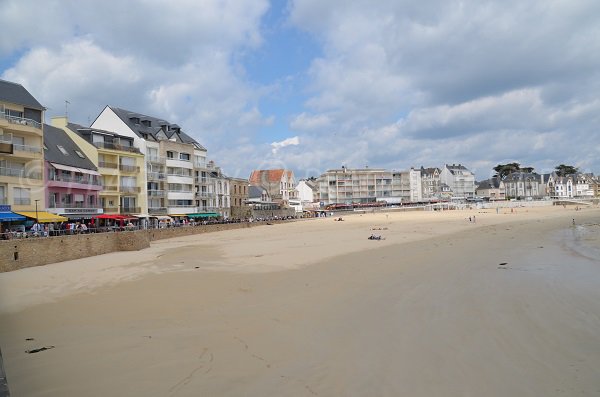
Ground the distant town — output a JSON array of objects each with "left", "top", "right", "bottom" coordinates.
[{"left": 1, "top": 79, "right": 599, "bottom": 231}]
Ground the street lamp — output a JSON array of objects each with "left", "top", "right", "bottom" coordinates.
[{"left": 34, "top": 199, "right": 40, "bottom": 223}]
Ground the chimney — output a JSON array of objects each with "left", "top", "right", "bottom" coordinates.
[{"left": 51, "top": 115, "right": 68, "bottom": 128}]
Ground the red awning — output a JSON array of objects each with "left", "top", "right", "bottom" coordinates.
[{"left": 93, "top": 214, "right": 135, "bottom": 220}]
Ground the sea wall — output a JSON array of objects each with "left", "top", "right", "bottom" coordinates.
[{"left": 0, "top": 221, "right": 286, "bottom": 272}]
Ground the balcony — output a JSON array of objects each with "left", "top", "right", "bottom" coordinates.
[
  {"left": 93, "top": 142, "right": 141, "bottom": 154},
  {"left": 48, "top": 203, "right": 102, "bottom": 209},
  {"left": 149, "top": 207, "right": 168, "bottom": 215},
  {"left": 102, "top": 206, "right": 119, "bottom": 213},
  {"left": 195, "top": 191, "right": 215, "bottom": 198},
  {"left": 195, "top": 176, "right": 211, "bottom": 184},
  {"left": 102, "top": 185, "right": 119, "bottom": 191},
  {"left": 48, "top": 175, "right": 101, "bottom": 185},
  {"left": 98, "top": 161, "right": 118, "bottom": 169},
  {"left": 0, "top": 167, "right": 42, "bottom": 180},
  {"left": 122, "top": 206, "right": 141, "bottom": 214},
  {"left": 147, "top": 172, "right": 166, "bottom": 181},
  {"left": 120, "top": 186, "right": 141, "bottom": 193},
  {"left": 119, "top": 164, "right": 140, "bottom": 173},
  {"left": 147, "top": 156, "right": 165, "bottom": 164},
  {"left": 14, "top": 198, "right": 31, "bottom": 205},
  {"left": 0, "top": 113, "right": 42, "bottom": 129},
  {"left": 148, "top": 189, "right": 166, "bottom": 197},
  {"left": 13, "top": 143, "right": 42, "bottom": 154}
]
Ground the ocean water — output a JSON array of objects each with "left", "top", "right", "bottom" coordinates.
[{"left": 561, "top": 222, "right": 600, "bottom": 262}]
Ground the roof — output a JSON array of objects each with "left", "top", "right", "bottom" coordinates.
[
  {"left": 248, "top": 185, "right": 267, "bottom": 199},
  {"left": 249, "top": 169, "right": 291, "bottom": 185},
  {"left": 0, "top": 79, "right": 44, "bottom": 110},
  {"left": 67, "top": 122, "right": 135, "bottom": 142},
  {"left": 108, "top": 106, "right": 206, "bottom": 150},
  {"left": 476, "top": 177, "right": 502, "bottom": 190},
  {"left": 445, "top": 164, "right": 472, "bottom": 174},
  {"left": 43, "top": 124, "right": 98, "bottom": 170},
  {"left": 420, "top": 166, "right": 440, "bottom": 175},
  {"left": 503, "top": 172, "right": 541, "bottom": 182}
]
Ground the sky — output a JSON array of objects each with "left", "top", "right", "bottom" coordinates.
[{"left": 2, "top": 0, "right": 600, "bottom": 180}]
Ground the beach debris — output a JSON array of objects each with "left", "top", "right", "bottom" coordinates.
[
  {"left": 25, "top": 338, "right": 34, "bottom": 341},
  {"left": 498, "top": 262, "right": 507, "bottom": 266},
  {"left": 25, "top": 346, "right": 55, "bottom": 354},
  {"left": 194, "top": 266, "right": 200, "bottom": 269},
  {"left": 368, "top": 234, "right": 384, "bottom": 240}
]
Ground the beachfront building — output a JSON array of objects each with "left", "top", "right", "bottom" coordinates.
[
  {"left": 247, "top": 185, "right": 278, "bottom": 210},
  {"left": 440, "top": 164, "right": 476, "bottom": 199},
  {"left": 503, "top": 172, "right": 543, "bottom": 199},
  {"left": 420, "top": 167, "right": 442, "bottom": 200},
  {"left": 43, "top": 124, "right": 103, "bottom": 220},
  {"left": 229, "top": 177, "right": 250, "bottom": 218},
  {"left": 574, "top": 174, "right": 596, "bottom": 198},
  {"left": 391, "top": 168, "right": 422, "bottom": 203},
  {"left": 0, "top": 80, "right": 45, "bottom": 219},
  {"left": 249, "top": 169, "right": 296, "bottom": 206},
  {"left": 53, "top": 118, "right": 147, "bottom": 216},
  {"left": 476, "top": 177, "right": 506, "bottom": 201},
  {"left": 295, "top": 179, "right": 317, "bottom": 205},
  {"left": 91, "top": 106, "right": 230, "bottom": 218}
]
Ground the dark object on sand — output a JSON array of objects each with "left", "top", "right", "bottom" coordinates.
[
  {"left": 25, "top": 346, "right": 55, "bottom": 354},
  {"left": 498, "top": 262, "right": 507, "bottom": 266},
  {"left": 25, "top": 338, "right": 34, "bottom": 341},
  {"left": 368, "top": 235, "right": 383, "bottom": 240}
]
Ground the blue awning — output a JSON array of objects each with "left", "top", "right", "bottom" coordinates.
[{"left": 0, "top": 212, "right": 26, "bottom": 221}]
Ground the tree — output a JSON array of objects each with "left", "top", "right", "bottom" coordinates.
[
  {"left": 493, "top": 162, "right": 521, "bottom": 179},
  {"left": 520, "top": 166, "right": 535, "bottom": 173},
  {"left": 555, "top": 164, "right": 578, "bottom": 176}
]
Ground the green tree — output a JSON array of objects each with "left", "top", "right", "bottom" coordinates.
[
  {"left": 555, "top": 164, "right": 578, "bottom": 176},
  {"left": 493, "top": 162, "right": 521, "bottom": 179}
]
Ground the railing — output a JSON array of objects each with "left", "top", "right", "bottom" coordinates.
[
  {"left": 196, "top": 177, "right": 210, "bottom": 184},
  {"left": 120, "top": 186, "right": 141, "bottom": 193},
  {"left": 93, "top": 142, "right": 141, "bottom": 153},
  {"left": 0, "top": 167, "right": 42, "bottom": 179},
  {"left": 101, "top": 185, "right": 119, "bottom": 191},
  {"left": 121, "top": 206, "right": 141, "bottom": 213},
  {"left": 119, "top": 164, "right": 140, "bottom": 172},
  {"left": 147, "top": 172, "right": 166, "bottom": 180},
  {"left": 167, "top": 172, "right": 193, "bottom": 177},
  {"left": 147, "top": 156, "right": 165, "bottom": 164},
  {"left": 13, "top": 143, "right": 42, "bottom": 153},
  {"left": 148, "top": 207, "right": 168, "bottom": 214},
  {"left": 13, "top": 198, "right": 31, "bottom": 205},
  {"left": 0, "top": 113, "right": 42, "bottom": 129},
  {"left": 196, "top": 192, "right": 215, "bottom": 198},
  {"left": 167, "top": 189, "right": 193, "bottom": 193},
  {"left": 98, "top": 161, "right": 118, "bottom": 169},
  {"left": 47, "top": 203, "right": 102, "bottom": 209},
  {"left": 148, "top": 190, "right": 165, "bottom": 197},
  {"left": 102, "top": 206, "right": 119, "bottom": 212},
  {"left": 48, "top": 175, "right": 101, "bottom": 185}
]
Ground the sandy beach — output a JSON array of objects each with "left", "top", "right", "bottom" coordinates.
[{"left": 1, "top": 205, "right": 600, "bottom": 396}]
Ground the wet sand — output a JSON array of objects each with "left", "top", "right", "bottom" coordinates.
[{"left": 1, "top": 206, "right": 600, "bottom": 396}]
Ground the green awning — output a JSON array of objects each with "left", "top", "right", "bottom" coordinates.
[{"left": 188, "top": 213, "right": 219, "bottom": 218}]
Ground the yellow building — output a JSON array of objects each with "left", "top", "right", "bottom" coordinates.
[
  {"left": 0, "top": 80, "right": 45, "bottom": 215},
  {"left": 52, "top": 117, "right": 147, "bottom": 215}
]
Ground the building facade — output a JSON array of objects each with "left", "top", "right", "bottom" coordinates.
[
  {"left": 420, "top": 167, "right": 442, "bottom": 200},
  {"left": 475, "top": 177, "right": 506, "bottom": 201},
  {"left": 44, "top": 124, "right": 103, "bottom": 220},
  {"left": 440, "top": 164, "right": 476, "bottom": 199},
  {"left": 249, "top": 169, "right": 296, "bottom": 205},
  {"left": 0, "top": 80, "right": 45, "bottom": 215},
  {"left": 391, "top": 168, "right": 422, "bottom": 203},
  {"left": 229, "top": 177, "right": 250, "bottom": 218}
]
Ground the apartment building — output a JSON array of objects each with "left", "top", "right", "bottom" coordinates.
[
  {"left": 440, "top": 164, "right": 476, "bottom": 199},
  {"left": 420, "top": 167, "right": 442, "bottom": 200},
  {"left": 91, "top": 106, "right": 230, "bottom": 218},
  {"left": 0, "top": 80, "right": 46, "bottom": 218},
  {"left": 44, "top": 124, "right": 103, "bottom": 220},
  {"left": 392, "top": 168, "right": 422, "bottom": 203},
  {"left": 317, "top": 167, "right": 391, "bottom": 205},
  {"left": 53, "top": 118, "right": 147, "bottom": 216}
]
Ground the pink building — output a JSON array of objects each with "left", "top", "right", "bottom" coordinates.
[{"left": 44, "top": 124, "right": 103, "bottom": 220}]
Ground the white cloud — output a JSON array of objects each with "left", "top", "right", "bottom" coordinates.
[{"left": 271, "top": 136, "right": 300, "bottom": 154}]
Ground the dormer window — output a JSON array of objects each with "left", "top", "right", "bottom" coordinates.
[{"left": 57, "top": 145, "right": 69, "bottom": 155}]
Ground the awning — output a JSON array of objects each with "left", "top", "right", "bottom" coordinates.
[
  {"left": 169, "top": 214, "right": 188, "bottom": 217},
  {"left": 0, "top": 212, "right": 26, "bottom": 221},
  {"left": 188, "top": 213, "right": 219, "bottom": 218},
  {"left": 132, "top": 214, "right": 150, "bottom": 218},
  {"left": 94, "top": 214, "right": 130, "bottom": 220},
  {"left": 154, "top": 216, "right": 173, "bottom": 221},
  {"left": 14, "top": 211, "right": 68, "bottom": 223}
]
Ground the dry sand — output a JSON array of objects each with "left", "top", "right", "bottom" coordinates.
[{"left": 1, "top": 205, "right": 600, "bottom": 396}]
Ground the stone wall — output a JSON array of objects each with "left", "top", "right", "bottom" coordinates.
[{"left": 0, "top": 221, "right": 287, "bottom": 272}]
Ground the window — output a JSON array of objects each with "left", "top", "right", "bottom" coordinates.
[
  {"left": 13, "top": 187, "right": 30, "bottom": 205},
  {"left": 57, "top": 145, "right": 69, "bottom": 155},
  {"left": 166, "top": 151, "right": 175, "bottom": 159},
  {"left": 147, "top": 147, "right": 158, "bottom": 160},
  {"left": 179, "top": 153, "right": 190, "bottom": 161},
  {"left": 120, "top": 156, "right": 135, "bottom": 166},
  {"left": 75, "top": 150, "right": 85, "bottom": 159}
]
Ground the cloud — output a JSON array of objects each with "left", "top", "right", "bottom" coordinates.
[{"left": 271, "top": 136, "right": 300, "bottom": 154}]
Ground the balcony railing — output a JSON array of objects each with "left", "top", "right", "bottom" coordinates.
[
  {"left": 195, "top": 191, "right": 215, "bottom": 198},
  {"left": 195, "top": 177, "right": 211, "bottom": 184},
  {"left": 0, "top": 167, "right": 42, "bottom": 179},
  {"left": 13, "top": 143, "right": 42, "bottom": 153},
  {"left": 48, "top": 203, "right": 102, "bottom": 209},
  {"left": 147, "top": 172, "right": 166, "bottom": 180},
  {"left": 102, "top": 206, "right": 119, "bottom": 212},
  {"left": 121, "top": 206, "right": 141, "bottom": 214},
  {"left": 148, "top": 207, "right": 168, "bottom": 214},
  {"left": 98, "top": 161, "right": 118, "bottom": 169},
  {"left": 48, "top": 175, "right": 101, "bottom": 185},
  {"left": 93, "top": 142, "right": 141, "bottom": 154},
  {"left": 13, "top": 198, "right": 31, "bottom": 205},
  {"left": 119, "top": 164, "right": 140, "bottom": 172},
  {"left": 147, "top": 156, "right": 165, "bottom": 164},
  {"left": 148, "top": 190, "right": 165, "bottom": 197},
  {"left": 102, "top": 185, "right": 119, "bottom": 191},
  {"left": 120, "top": 186, "right": 141, "bottom": 193},
  {"left": 167, "top": 172, "right": 193, "bottom": 177},
  {"left": 0, "top": 113, "right": 42, "bottom": 129}
]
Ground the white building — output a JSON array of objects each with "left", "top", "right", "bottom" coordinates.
[
  {"left": 503, "top": 172, "right": 543, "bottom": 199},
  {"left": 440, "top": 164, "right": 475, "bottom": 199},
  {"left": 295, "top": 180, "right": 317, "bottom": 205}
]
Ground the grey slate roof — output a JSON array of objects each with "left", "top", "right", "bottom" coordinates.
[
  {"left": 0, "top": 79, "right": 44, "bottom": 110},
  {"left": 476, "top": 177, "right": 502, "bottom": 190},
  {"left": 445, "top": 164, "right": 471, "bottom": 174},
  {"left": 504, "top": 172, "right": 541, "bottom": 182},
  {"left": 67, "top": 122, "right": 134, "bottom": 142},
  {"left": 43, "top": 124, "right": 98, "bottom": 170},
  {"left": 248, "top": 185, "right": 267, "bottom": 199},
  {"left": 108, "top": 106, "right": 206, "bottom": 150}
]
